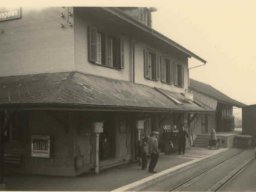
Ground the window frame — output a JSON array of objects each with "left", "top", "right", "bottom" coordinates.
[
  {"left": 144, "top": 49, "right": 160, "bottom": 81},
  {"left": 88, "top": 26, "right": 124, "bottom": 70},
  {"left": 161, "top": 57, "right": 175, "bottom": 85}
]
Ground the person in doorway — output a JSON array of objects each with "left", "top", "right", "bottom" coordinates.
[
  {"left": 178, "top": 126, "right": 189, "bottom": 155},
  {"left": 209, "top": 128, "right": 217, "bottom": 149},
  {"left": 140, "top": 136, "right": 149, "bottom": 170},
  {"left": 148, "top": 131, "right": 159, "bottom": 173}
]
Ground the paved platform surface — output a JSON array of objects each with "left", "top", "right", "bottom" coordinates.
[{"left": 4, "top": 147, "right": 228, "bottom": 191}]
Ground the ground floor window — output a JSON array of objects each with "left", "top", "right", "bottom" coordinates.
[{"left": 3, "top": 112, "right": 27, "bottom": 143}]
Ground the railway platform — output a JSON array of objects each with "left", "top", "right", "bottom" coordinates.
[{"left": 3, "top": 147, "right": 231, "bottom": 191}]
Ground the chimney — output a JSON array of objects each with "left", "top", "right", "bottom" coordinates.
[{"left": 119, "top": 7, "right": 157, "bottom": 28}]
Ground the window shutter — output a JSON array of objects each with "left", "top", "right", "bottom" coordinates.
[
  {"left": 173, "top": 63, "right": 178, "bottom": 85},
  {"left": 113, "top": 37, "right": 124, "bottom": 69},
  {"left": 144, "top": 50, "right": 150, "bottom": 79},
  {"left": 161, "top": 58, "right": 166, "bottom": 83},
  {"left": 181, "top": 65, "right": 184, "bottom": 87},
  {"left": 106, "top": 35, "right": 114, "bottom": 67},
  {"left": 170, "top": 60, "right": 173, "bottom": 84},
  {"left": 88, "top": 26, "right": 97, "bottom": 63},
  {"left": 156, "top": 55, "right": 160, "bottom": 81},
  {"left": 120, "top": 38, "right": 124, "bottom": 69}
]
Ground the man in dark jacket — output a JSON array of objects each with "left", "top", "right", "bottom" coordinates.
[
  {"left": 178, "top": 126, "right": 189, "bottom": 155},
  {"left": 148, "top": 131, "right": 159, "bottom": 173}
]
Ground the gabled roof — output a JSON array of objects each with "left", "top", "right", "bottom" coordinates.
[{"left": 189, "top": 79, "right": 246, "bottom": 108}]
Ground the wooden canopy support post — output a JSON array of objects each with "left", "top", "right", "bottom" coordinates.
[
  {"left": 93, "top": 122, "right": 104, "bottom": 174},
  {"left": 187, "top": 113, "right": 198, "bottom": 146},
  {"left": 188, "top": 113, "right": 198, "bottom": 126}
]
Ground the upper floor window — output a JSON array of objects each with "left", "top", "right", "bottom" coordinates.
[
  {"left": 161, "top": 58, "right": 173, "bottom": 84},
  {"left": 144, "top": 50, "right": 160, "bottom": 81},
  {"left": 177, "top": 64, "right": 184, "bottom": 87},
  {"left": 88, "top": 26, "right": 124, "bottom": 69},
  {"left": 161, "top": 57, "right": 184, "bottom": 88}
]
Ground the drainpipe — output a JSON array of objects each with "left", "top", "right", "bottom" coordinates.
[
  {"left": 93, "top": 122, "right": 104, "bottom": 174},
  {"left": 0, "top": 111, "right": 12, "bottom": 190},
  {"left": 0, "top": 112, "right": 5, "bottom": 190}
]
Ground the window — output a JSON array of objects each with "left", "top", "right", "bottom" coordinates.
[
  {"left": 88, "top": 26, "right": 124, "bottom": 69},
  {"left": 172, "top": 62, "right": 184, "bottom": 87},
  {"left": 177, "top": 64, "right": 184, "bottom": 87},
  {"left": 161, "top": 58, "right": 174, "bottom": 84},
  {"left": 144, "top": 50, "right": 160, "bottom": 81},
  {"left": 3, "top": 112, "right": 26, "bottom": 143}
]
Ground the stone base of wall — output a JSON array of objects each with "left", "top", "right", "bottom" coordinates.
[
  {"left": 0, "top": 183, "right": 6, "bottom": 190},
  {"left": 216, "top": 132, "right": 239, "bottom": 148},
  {"left": 5, "top": 165, "right": 77, "bottom": 176}
]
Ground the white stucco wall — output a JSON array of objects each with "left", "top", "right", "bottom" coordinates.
[
  {"left": 134, "top": 42, "right": 189, "bottom": 93},
  {"left": 73, "top": 9, "right": 131, "bottom": 81},
  {"left": 0, "top": 7, "right": 75, "bottom": 77}
]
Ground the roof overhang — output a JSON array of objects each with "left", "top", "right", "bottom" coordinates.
[
  {"left": 75, "top": 7, "right": 206, "bottom": 64},
  {"left": 0, "top": 72, "right": 213, "bottom": 113},
  {"left": 103, "top": 7, "right": 207, "bottom": 64}
]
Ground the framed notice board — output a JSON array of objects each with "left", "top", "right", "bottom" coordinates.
[{"left": 31, "top": 135, "right": 51, "bottom": 158}]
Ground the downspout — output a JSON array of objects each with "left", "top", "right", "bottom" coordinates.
[
  {"left": 129, "top": 39, "right": 135, "bottom": 83},
  {"left": 0, "top": 111, "right": 13, "bottom": 190}
]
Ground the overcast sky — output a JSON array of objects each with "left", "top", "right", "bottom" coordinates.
[
  {"left": 2, "top": 0, "right": 256, "bottom": 105},
  {"left": 151, "top": 0, "right": 256, "bottom": 105}
]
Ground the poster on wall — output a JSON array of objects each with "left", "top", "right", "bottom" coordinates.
[{"left": 31, "top": 135, "right": 51, "bottom": 158}]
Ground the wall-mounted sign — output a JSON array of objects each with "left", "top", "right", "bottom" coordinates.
[
  {"left": 0, "top": 8, "right": 21, "bottom": 22},
  {"left": 93, "top": 122, "right": 104, "bottom": 133},
  {"left": 136, "top": 120, "right": 144, "bottom": 130},
  {"left": 31, "top": 135, "right": 51, "bottom": 158}
]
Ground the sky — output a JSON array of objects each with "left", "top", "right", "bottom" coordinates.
[
  {"left": 151, "top": 0, "right": 256, "bottom": 117},
  {"left": 1, "top": 0, "right": 256, "bottom": 105},
  {"left": 150, "top": 0, "right": 256, "bottom": 105}
]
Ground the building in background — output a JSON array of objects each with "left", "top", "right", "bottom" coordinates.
[
  {"left": 0, "top": 7, "right": 209, "bottom": 176},
  {"left": 242, "top": 105, "right": 256, "bottom": 137},
  {"left": 189, "top": 79, "right": 246, "bottom": 147}
]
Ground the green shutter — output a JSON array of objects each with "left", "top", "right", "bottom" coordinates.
[
  {"left": 106, "top": 35, "right": 113, "bottom": 67},
  {"left": 156, "top": 55, "right": 160, "bottom": 81},
  {"left": 88, "top": 26, "right": 97, "bottom": 63},
  {"left": 144, "top": 50, "right": 150, "bottom": 79},
  {"left": 170, "top": 60, "right": 174, "bottom": 84},
  {"left": 181, "top": 65, "right": 184, "bottom": 87},
  {"left": 113, "top": 37, "right": 124, "bottom": 69},
  {"left": 120, "top": 38, "right": 124, "bottom": 69},
  {"left": 161, "top": 58, "right": 166, "bottom": 83},
  {"left": 173, "top": 63, "right": 178, "bottom": 85}
]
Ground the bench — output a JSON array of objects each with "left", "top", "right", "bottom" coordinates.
[{"left": 4, "top": 153, "right": 22, "bottom": 165}]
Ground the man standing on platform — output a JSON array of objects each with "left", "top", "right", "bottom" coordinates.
[
  {"left": 148, "top": 131, "right": 159, "bottom": 173},
  {"left": 178, "top": 126, "right": 189, "bottom": 155}
]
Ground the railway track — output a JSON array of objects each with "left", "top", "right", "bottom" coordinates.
[
  {"left": 167, "top": 150, "right": 254, "bottom": 192},
  {"left": 213, "top": 157, "right": 254, "bottom": 191}
]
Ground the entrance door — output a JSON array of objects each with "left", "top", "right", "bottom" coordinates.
[
  {"left": 201, "top": 114, "right": 208, "bottom": 133},
  {"left": 99, "top": 118, "right": 116, "bottom": 160}
]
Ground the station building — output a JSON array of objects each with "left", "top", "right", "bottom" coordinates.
[{"left": 0, "top": 7, "right": 210, "bottom": 176}]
